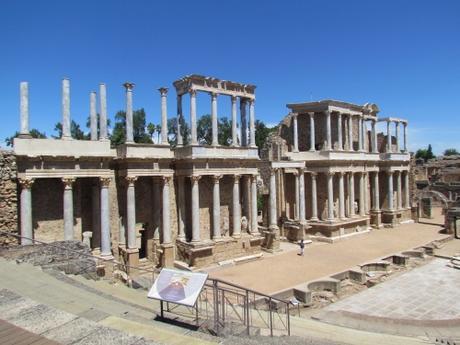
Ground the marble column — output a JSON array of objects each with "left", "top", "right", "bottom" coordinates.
[
  {"left": 387, "top": 171, "right": 394, "bottom": 211},
  {"left": 373, "top": 172, "right": 380, "bottom": 211},
  {"left": 325, "top": 111, "right": 332, "bottom": 150},
  {"left": 309, "top": 112, "right": 315, "bottom": 151},
  {"left": 62, "top": 78, "right": 71, "bottom": 139},
  {"left": 395, "top": 122, "right": 400, "bottom": 152},
  {"left": 159, "top": 88, "right": 169, "bottom": 145},
  {"left": 372, "top": 120, "right": 378, "bottom": 153},
  {"left": 19, "top": 82, "right": 30, "bottom": 137},
  {"left": 348, "top": 115, "right": 353, "bottom": 151},
  {"left": 403, "top": 122, "right": 408, "bottom": 152},
  {"left": 338, "top": 172, "right": 346, "bottom": 219},
  {"left": 232, "top": 175, "right": 242, "bottom": 237},
  {"left": 90, "top": 91, "right": 97, "bottom": 141},
  {"left": 190, "top": 89, "right": 198, "bottom": 145},
  {"left": 176, "top": 95, "right": 183, "bottom": 146},
  {"left": 363, "top": 120, "right": 368, "bottom": 152},
  {"left": 123, "top": 82, "right": 135, "bottom": 143},
  {"left": 349, "top": 172, "right": 355, "bottom": 217},
  {"left": 19, "top": 178, "right": 34, "bottom": 245},
  {"left": 240, "top": 99, "right": 247, "bottom": 147},
  {"left": 358, "top": 173, "right": 365, "bottom": 216},
  {"left": 299, "top": 170, "right": 306, "bottom": 223},
  {"left": 62, "top": 178, "right": 75, "bottom": 240},
  {"left": 99, "top": 83, "right": 108, "bottom": 140},
  {"left": 404, "top": 171, "right": 410, "bottom": 208},
  {"left": 231, "top": 96, "right": 238, "bottom": 146},
  {"left": 251, "top": 175, "right": 259, "bottom": 234},
  {"left": 212, "top": 175, "right": 222, "bottom": 240},
  {"left": 311, "top": 172, "right": 318, "bottom": 221},
  {"left": 364, "top": 172, "right": 370, "bottom": 213},
  {"left": 292, "top": 113, "right": 299, "bottom": 152},
  {"left": 177, "top": 176, "right": 186, "bottom": 240},
  {"left": 162, "top": 176, "right": 172, "bottom": 244},
  {"left": 126, "top": 176, "right": 137, "bottom": 249},
  {"left": 152, "top": 179, "right": 161, "bottom": 241},
  {"left": 294, "top": 172, "right": 300, "bottom": 219},
  {"left": 337, "top": 113, "right": 343, "bottom": 151},
  {"left": 269, "top": 169, "right": 278, "bottom": 229},
  {"left": 211, "top": 92, "right": 218, "bottom": 146},
  {"left": 191, "top": 175, "right": 201, "bottom": 242},
  {"left": 358, "top": 117, "right": 363, "bottom": 151},
  {"left": 327, "top": 172, "right": 335, "bottom": 221},
  {"left": 100, "top": 177, "right": 111, "bottom": 256},
  {"left": 387, "top": 121, "right": 392, "bottom": 153},
  {"left": 396, "top": 171, "right": 402, "bottom": 210},
  {"left": 249, "top": 99, "right": 256, "bottom": 147}
]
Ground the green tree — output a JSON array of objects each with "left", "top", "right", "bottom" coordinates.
[
  {"left": 415, "top": 144, "right": 436, "bottom": 162},
  {"left": 110, "top": 108, "right": 152, "bottom": 146},
  {"left": 5, "top": 129, "right": 47, "bottom": 147},
  {"left": 53, "top": 120, "right": 86, "bottom": 139},
  {"left": 197, "top": 114, "right": 212, "bottom": 145},
  {"left": 218, "top": 117, "right": 232, "bottom": 146},
  {"left": 147, "top": 122, "right": 156, "bottom": 142},
  {"left": 167, "top": 116, "right": 190, "bottom": 147},
  {"left": 255, "top": 120, "right": 278, "bottom": 151},
  {"left": 85, "top": 114, "right": 111, "bottom": 139},
  {"left": 444, "top": 148, "right": 459, "bottom": 156}
]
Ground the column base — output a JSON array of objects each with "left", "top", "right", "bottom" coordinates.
[
  {"left": 161, "top": 243, "right": 174, "bottom": 268},
  {"left": 370, "top": 210, "right": 382, "bottom": 228},
  {"left": 18, "top": 133, "right": 32, "bottom": 139},
  {"left": 124, "top": 248, "right": 139, "bottom": 274}
]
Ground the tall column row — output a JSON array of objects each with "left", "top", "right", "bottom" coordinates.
[{"left": 386, "top": 120, "right": 408, "bottom": 153}]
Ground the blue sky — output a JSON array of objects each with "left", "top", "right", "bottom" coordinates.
[{"left": 1, "top": 0, "right": 459, "bottom": 154}]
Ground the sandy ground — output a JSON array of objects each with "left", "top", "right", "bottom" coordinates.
[{"left": 209, "top": 212, "right": 448, "bottom": 294}]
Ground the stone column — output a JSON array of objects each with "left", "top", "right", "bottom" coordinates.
[
  {"left": 249, "top": 99, "right": 256, "bottom": 147},
  {"left": 364, "top": 172, "right": 370, "bottom": 213},
  {"left": 19, "top": 82, "right": 30, "bottom": 137},
  {"left": 100, "top": 177, "right": 111, "bottom": 256},
  {"left": 90, "top": 91, "right": 97, "bottom": 141},
  {"left": 211, "top": 92, "right": 218, "bottom": 146},
  {"left": 387, "top": 171, "right": 394, "bottom": 211},
  {"left": 62, "top": 178, "right": 75, "bottom": 240},
  {"left": 269, "top": 169, "right": 278, "bottom": 229},
  {"left": 311, "top": 172, "right": 318, "bottom": 221},
  {"left": 373, "top": 172, "right": 380, "bottom": 211},
  {"left": 240, "top": 99, "right": 247, "bottom": 146},
  {"left": 159, "top": 87, "right": 169, "bottom": 145},
  {"left": 231, "top": 96, "right": 238, "bottom": 146},
  {"left": 396, "top": 171, "right": 402, "bottom": 210},
  {"left": 62, "top": 78, "right": 71, "bottom": 139},
  {"left": 162, "top": 176, "right": 172, "bottom": 244},
  {"left": 348, "top": 115, "right": 353, "bottom": 151},
  {"left": 99, "top": 83, "right": 108, "bottom": 140},
  {"left": 191, "top": 175, "right": 201, "bottom": 242},
  {"left": 337, "top": 113, "right": 343, "bottom": 151},
  {"left": 358, "top": 173, "right": 365, "bottom": 216},
  {"left": 126, "top": 176, "right": 137, "bottom": 249},
  {"left": 349, "top": 172, "right": 355, "bottom": 217},
  {"left": 395, "top": 122, "right": 400, "bottom": 152},
  {"left": 177, "top": 176, "right": 186, "bottom": 240},
  {"left": 325, "top": 111, "right": 332, "bottom": 150},
  {"left": 298, "top": 170, "right": 306, "bottom": 223},
  {"left": 358, "top": 117, "right": 363, "bottom": 151},
  {"left": 176, "top": 95, "right": 183, "bottom": 146},
  {"left": 294, "top": 171, "right": 300, "bottom": 219},
  {"left": 190, "top": 90, "right": 198, "bottom": 145},
  {"left": 363, "top": 120, "right": 368, "bottom": 152},
  {"left": 232, "top": 175, "right": 242, "bottom": 237},
  {"left": 123, "top": 82, "right": 135, "bottom": 143},
  {"left": 212, "top": 175, "right": 222, "bottom": 240},
  {"left": 327, "top": 172, "right": 335, "bottom": 221},
  {"left": 404, "top": 171, "right": 410, "bottom": 208},
  {"left": 372, "top": 120, "right": 378, "bottom": 153},
  {"left": 250, "top": 175, "right": 259, "bottom": 234},
  {"left": 19, "top": 178, "right": 34, "bottom": 245},
  {"left": 338, "top": 172, "right": 346, "bottom": 219},
  {"left": 152, "top": 179, "right": 161, "bottom": 241},
  {"left": 292, "top": 113, "right": 299, "bottom": 152},
  {"left": 309, "top": 112, "right": 315, "bottom": 151},
  {"left": 403, "top": 122, "right": 408, "bottom": 152},
  {"left": 387, "top": 120, "right": 392, "bottom": 153}
]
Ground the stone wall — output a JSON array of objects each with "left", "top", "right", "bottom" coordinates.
[{"left": 0, "top": 150, "right": 18, "bottom": 245}]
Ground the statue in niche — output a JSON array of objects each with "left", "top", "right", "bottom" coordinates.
[{"left": 241, "top": 216, "right": 249, "bottom": 233}]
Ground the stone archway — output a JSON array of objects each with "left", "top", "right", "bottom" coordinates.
[{"left": 414, "top": 189, "right": 449, "bottom": 219}]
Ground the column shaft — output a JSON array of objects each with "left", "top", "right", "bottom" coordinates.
[
  {"left": 294, "top": 173, "right": 300, "bottom": 219},
  {"left": 372, "top": 120, "right": 378, "bottom": 153},
  {"left": 211, "top": 93, "right": 218, "bottom": 146},
  {"left": 403, "top": 123, "right": 408, "bottom": 152},
  {"left": 387, "top": 172, "right": 394, "bottom": 210},
  {"left": 190, "top": 90, "right": 198, "bottom": 145},
  {"left": 191, "top": 176, "right": 200, "bottom": 241},
  {"left": 359, "top": 173, "right": 365, "bottom": 216},
  {"left": 311, "top": 173, "right": 318, "bottom": 220},
  {"left": 176, "top": 95, "right": 183, "bottom": 146},
  {"left": 358, "top": 117, "right": 363, "bottom": 151},
  {"left": 395, "top": 122, "right": 400, "bottom": 152},
  {"left": 251, "top": 175, "right": 258, "bottom": 233},
  {"left": 212, "top": 176, "right": 221, "bottom": 239},
  {"left": 20, "top": 82, "right": 29, "bottom": 136},
  {"left": 327, "top": 173, "right": 334, "bottom": 221},
  {"left": 233, "top": 175, "right": 241, "bottom": 236},
  {"left": 348, "top": 115, "right": 353, "bottom": 151},
  {"left": 152, "top": 179, "right": 161, "bottom": 240},
  {"left": 404, "top": 171, "right": 410, "bottom": 208},
  {"left": 62, "top": 78, "right": 71, "bottom": 139},
  {"left": 249, "top": 99, "right": 256, "bottom": 147},
  {"left": 387, "top": 121, "right": 392, "bottom": 153},
  {"left": 397, "top": 171, "right": 402, "bottom": 210},
  {"left": 124, "top": 83, "right": 134, "bottom": 143},
  {"left": 100, "top": 178, "right": 111, "bottom": 256},
  {"left": 269, "top": 170, "right": 278, "bottom": 228},
  {"left": 90, "top": 91, "right": 97, "bottom": 141},
  {"left": 20, "top": 179, "right": 34, "bottom": 245},
  {"left": 159, "top": 88, "right": 169, "bottom": 145},
  {"left": 99, "top": 83, "right": 108, "bottom": 140},
  {"left": 309, "top": 113, "right": 315, "bottom": 151},
  {"left": 292, "top": 114, "right": 299, "bottom": 152},
  {"left": 177, "top": 176, "right": 186, "bottom": 239},
  {"left": 339, "top": 173, "right": 345, "bottom": 219},
  {"left": 299, "top": 171, "right": 306, "bottom": 223},
  {"left": 63, "top": 178, "right": 74, "bottom": 240},
  {"left": 349, "top": 173, "right": 355, "bottom": 217},
  {"left": 162, "top": 177, "right": 171, "bottom": 244},
  {"left": 326, "top": 111, "right": 332, "bottom": 150},
  {"left": 338, "top": 113, "right": 343, "bottom": 150},
  {"left": 231, "top": 96, "right": 238, "bottom": 146},
  {"left": 240, "top": 99, "right": 247, "bottom": 146},
  {"left": 373, "top": 172, "right": 380, "bottom": 211},
  {"left": 126, "top": 177, "right": 137, "bottom": 248}
]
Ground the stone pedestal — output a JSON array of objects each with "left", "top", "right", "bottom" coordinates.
[
  {"left": 161, "top": 243, "right": 174, "bottom": 268},
  {"left": 370, "top": 210, "right": 382, "bottom": 228},
  {"left": 125, "top": 247, "right": 139, "bottom": 274}
]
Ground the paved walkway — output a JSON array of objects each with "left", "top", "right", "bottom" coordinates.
[
  {"left": 210, "top": 217, "right": 448, "bottom": 294},
  {"left": 0, "top": 319, "right": 60, "bottom": 345}
]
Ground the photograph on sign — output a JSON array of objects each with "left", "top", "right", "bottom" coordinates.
[{"left": 148, "top": 268, "right": 208, "bottom": 307}]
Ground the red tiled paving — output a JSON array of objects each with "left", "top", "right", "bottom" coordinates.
[{"left": 0, "top": 319, "right": 60, "bottom": 345}]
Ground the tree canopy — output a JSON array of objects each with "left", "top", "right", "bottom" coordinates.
[
  {"left": 443, "top": 148, "right": 459, "bottom": 156},
  {"left": 5, "top": 129, "right": 47, "bottom": 147},
  {"left": 111, "top": 108, "right": 153, "bottom": 146},
  {"left": 255, "top": 120, "right": 278, "bottom": 151},
  {"left": 415, "top": 144, "right": 435, "bottom": 162},
  {"left": 53, "top": 120, "right": 86, "bottom": 140}
]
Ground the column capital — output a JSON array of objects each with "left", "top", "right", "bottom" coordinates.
[
  {"left": 386, "top": 170, "right": 394, "bottom": 176},
  {"left": 270, "top": 168, "right": 278, "bottom": 175},
  {"left": 231, "top": 95, "right": 237, "bottom": 103},
  {"left": 308, "top": 112, "right": 314, "bottom": 118},
  {"left": 292, "top": 170, "right": 299, "bottom": 177},
  {"left": 233, "top": 174, "right": 241, "bottom": 183},
  {"left": 19, "top": 178, "right": 34, "bottom": 189},
  {"left": 210, "top": 92, "right": 218, "bottom": 99},
  {"left": 212, "top": 175, "right": 222, "bottom": 183},
  {"left": 158, "top": 87, "right": 168, "bottom": 96},
  {"left": 125, "top": 176, "right": 138, "bottom": 185},
  {"left": 338, "top": 171, "right": 346, "bottom": 177},
  {"left": 123, "top": 82, "right": 135, "bottom": 91},
  {"left": 326, "top": 171, "right": 335, "bottom": 177},
  {"left": 62, "top": 177, "right": 75, "bottom": 189},
  {"left": 162, "top": 176, "right": 172, "bottom": 184},
  {"left": 190, "top": 175, "right": 201, "bottom": 183},
  {"left": 248, "top": 98, "right": 255, "bottom": 105},
  {"left": 250, "top": 174, "right": 258, "bottom": 183},
  {"left": 291, "top": 112, "right": 298, "bottom": 119},
  {"left": 311, "top": 172, "right": 318, "bottom": 179},
  {"left": 189, "top": 88, "right": 197, "bottom": 96},
  {"left": 99, "top": 177, "right": 111, "bottom": 187}
]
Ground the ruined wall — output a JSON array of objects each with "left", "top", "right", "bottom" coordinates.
[{"left": 0, "top": 150, "right": 18, "bottom": 245}]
